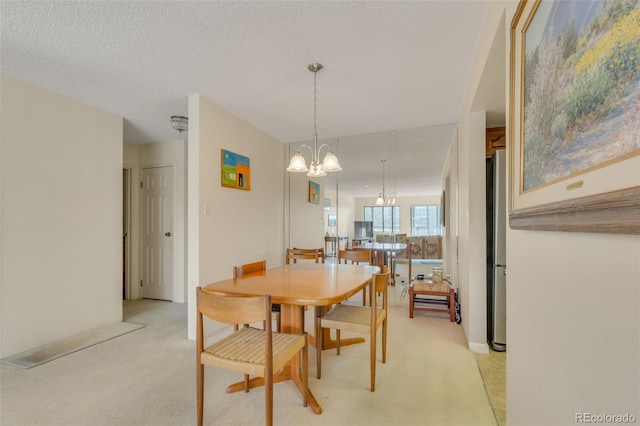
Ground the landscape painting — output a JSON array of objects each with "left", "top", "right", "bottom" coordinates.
[{"left": 522, "top": 0, "right": 639, "bottom": 192}]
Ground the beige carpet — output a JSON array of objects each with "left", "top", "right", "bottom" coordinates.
[{"left": 1, "top": 289, "right": 498, "bottom": 426}]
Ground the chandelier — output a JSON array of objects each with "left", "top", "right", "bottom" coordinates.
[
  {"left": 286, "top": 63, "right": 341, "bottom": 177},
  {"left": 375, "top": 160, "right": 388, "bottom": 205},
  {"left": 170, "top": 115, "right": 188, "bottom": 134},
  {"left": 376, "top": 131, "right": 397, "bottom": 205}
]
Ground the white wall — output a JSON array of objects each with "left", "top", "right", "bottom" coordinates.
[
  {"left": 507, "top": 231, "right": 639, "bottom": 424},
  {"left": 442, "top": 139, "right": 459, "bottom": 287},
  {"left": 443, "top": 0, "right": 515, "bottom": 357},
  {"left": 454, "top": 110, "right": 489, "bottom": 354},
  {"left": 468, "top": 2, "right": 640, "bottom": 423},
  {"left": 186, "top": 94, "right": 285, "bottom": 339},
  {"left": 1, "top": 75, "right": 123, "bottom": 357},
  {"left": 337, "top": 190, "right": 355, "bottom": 241},
  {"left": 287, "top": 173, "right": 325, "bottom": 249},
  {"left": 320, "top": 187, "right": 356, "bottom": 250}
]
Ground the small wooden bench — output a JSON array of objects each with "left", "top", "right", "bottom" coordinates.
[{"left": 409, "top": 280, "right": 455, "bottom": 322}]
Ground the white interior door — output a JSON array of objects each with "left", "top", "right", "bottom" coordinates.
[{"left": 141, "top": 166, "right": 174, "bottom": 301}]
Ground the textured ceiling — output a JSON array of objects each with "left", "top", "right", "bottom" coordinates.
[{"left": 1, "top": 1, "right": 499, "bottom": 197}]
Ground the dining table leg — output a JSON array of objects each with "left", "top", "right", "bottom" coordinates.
[{"left": 224, "top": 304, "right": 322, "bottom": 415}]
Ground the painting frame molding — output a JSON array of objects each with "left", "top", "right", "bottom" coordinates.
[{"left": 508, "top": 0, "right": 640, "bottom": 234}]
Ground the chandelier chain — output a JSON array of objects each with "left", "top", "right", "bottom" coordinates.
[
  {"left": 382, "top": 160, "right": 386, "bottom": 196},
  {"left": 313, "top": 69, "right": 318, "bottom": 144}
]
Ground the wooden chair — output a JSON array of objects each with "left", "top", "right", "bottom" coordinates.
[
  {"left": 338, "top": 249, "right": 372, "bottom": 305},
  {"left": 317, "top": 271, "right": 390, "bottom": 391},
  {"left": 196, "top": 287, "right": 308, "bottom": 426},
  {"left": 286, "top": 248, "right": 324, "bottom": 314},
  {"left": 296, "top": 247, "right": 325, "bottom": 262},
  {"left": 233, "top": 260, "right": 280, "bottom": 332},
  {"left": 338, "top": 249, "right": 372, "bottom": 264},
  {"left": 375, "top": 234, "right": 394, "bottom": 243},
  {"left": 393, "top": 233, "right": 407, "bottom": 243},
  {"left": 285, "top": 247, "right": 324, "bottom": 264}
]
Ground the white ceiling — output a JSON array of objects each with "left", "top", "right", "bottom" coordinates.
[{"left": 1, "top": 1, "right": 504, "bottom": 197}]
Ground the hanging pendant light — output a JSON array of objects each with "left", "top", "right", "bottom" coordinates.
[
  {"left": 375, "top": 159, "right": 387, "bottom": 205},
  {"left": 386, "top": 130, "right": 397, "bottom": 205},
  {"left": 286, "top": 62, "right": 342, "bottom": 177}
]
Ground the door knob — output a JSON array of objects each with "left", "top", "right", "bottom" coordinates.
[{"left": 165, "top": 232, "right": 172, "bottom": 237}]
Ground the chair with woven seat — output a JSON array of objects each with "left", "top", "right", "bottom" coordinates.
[
  {"left": 317, "top": 270, "right": 390, "bottom": 391},
  {"left": 338, "top": 249, "right": 372, "bottom": 305},
  {"left": 233, "top": 260, "right": 280, "bottom": 332},
  {"left": 196, "top": 287, "right": 308, "bottom": 426}
]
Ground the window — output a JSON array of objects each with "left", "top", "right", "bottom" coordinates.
[
  {"left": 411, "top": 205, "right": 441, "bottom": 236},
  {"left": 363, "top": 206, "right": 400, "bottom": 233}
]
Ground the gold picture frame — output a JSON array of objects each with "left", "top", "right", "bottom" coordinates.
[{"left": 509, "top": 0, "right": 640, "bottom": 234}]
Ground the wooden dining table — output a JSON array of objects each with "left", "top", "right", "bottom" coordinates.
[
  {"left": 354, "top": 242, "right": 406, "bottom": 284},
  {"left": 202, "top": 262, "right": 378, "bottom": 415}
]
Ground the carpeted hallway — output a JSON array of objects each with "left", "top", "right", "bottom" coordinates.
[{"left": 1, "top": 287, "right": 499, "bottom": 426}]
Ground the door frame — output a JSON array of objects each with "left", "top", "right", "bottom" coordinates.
[{"left": 123, "top": 167, "right": 132, "bottom": 300}]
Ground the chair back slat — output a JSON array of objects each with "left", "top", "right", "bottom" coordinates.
[
  {"left": 338, "top": 249, "right": 371, "bottom": 264},
  {"left": 286, "top": 248, "right": 324, "bottom": 264},
  {"left": 197, "top": 288, "right": 268, "bottom": 325},
  {"left": 374, "top": 271, "right": 390, "bottom": 294},
  {"left": 370, "top": 271, "right": 390, "bottom": 325},
  {"left": 234, "top": 260, "right": 267, "bottom": 278}
]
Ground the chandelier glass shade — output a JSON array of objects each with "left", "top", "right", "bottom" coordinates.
[
  {"left": 170, "top": 115, "right": 188, "bottom": 133},
  {"left": 286, "top": 62, "right": 342, "bottom": 177}
]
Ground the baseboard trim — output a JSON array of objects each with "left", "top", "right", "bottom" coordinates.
[{"left": 469, "top": 341, "right": 490, "bottom": 354}]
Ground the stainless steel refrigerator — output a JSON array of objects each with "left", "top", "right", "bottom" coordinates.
[{"left": 486, "top": 150, "right": 506, "bottom": 351}]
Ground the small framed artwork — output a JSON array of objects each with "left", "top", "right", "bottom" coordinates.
[
  {"left": 328, "top": 214, "right": 336, "bottom": 227},
  {"left": 221, "top": 149, "right": 251, "bottom": 191},
  {"left": 509, "top": 0, "right": 639, "bottom": 233},
  {"left": 308, "top": 181, "right": 320, "bottom": 204},
  {"left": 324, "top": 198, "right": 331, "bottom": 211}
]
